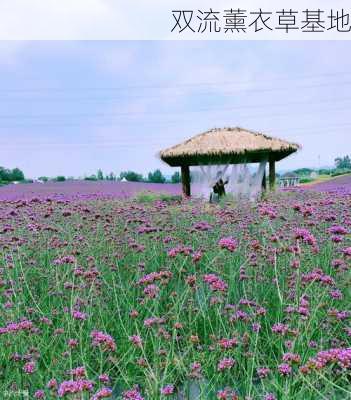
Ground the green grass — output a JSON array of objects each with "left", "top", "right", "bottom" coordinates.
[{"left": 134, "top": 190, "right": 182, "bottom": 203}]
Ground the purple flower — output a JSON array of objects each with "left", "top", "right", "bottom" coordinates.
[
  {"left": 218, "top": 357, "right": 235, "bottom": 371},
  {"left": 294, "top": 228, "right": 317, "bottom": 246},
  {"left": 264, "top": 394, "right": 277, "bottom": 400},
  {"left": 203, "top": 274, "right": 228, "bottom": 292},
  {"left": 23, "top": 361, "right": 36, "bottom": 374},
  {"left": 328, "top": 225, "right": 348, "bottom": 235},
  {"left": 252, "top": 322, "right": 261, "bottom": 332},
  {"left": 72, "top": 310, "right": 87, "bottom": 320},
  {"left": 257, "top": 367, "right": 270, "bottom": 379},
  {"left": 34, "top": 390, "right": 45, "bottom": 399},
  {"left": 272, "top": 323, "right": 289, "bottom": 335},
  {"left": 278, "top": 363, "right": 292, "bottom": 376},
  {"left": 160, "top": 385, "right": 174, "bottom": 395},
  {"left": 123, "top": 388, "right": 144, "bottom": 400},
  {"left": 300, "top": 347, "right": 351, "bottom": 372},
  {"left": 329, "top": 289, "right": 343, "bottom": 300},
  {"left": 129, "top": 335, "right": 143, "bottom": 348},
  {"left": 58, "top": 379, "right": 94, "bottom": 397},
  {"left": 91, "top": 330, "right": 116, "bottom": 351},
  {"left": 218, "top": 237, "right": 238, "bottom": 252},
  {"left": 92, "top": 387, "right": 113, "bottom": 399}
]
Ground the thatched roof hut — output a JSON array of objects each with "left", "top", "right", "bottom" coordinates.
[
  {"left": 160, "top": 127, "right": 300, "bottom": 196},
  {"left": 160, "top": 127, "right": 299, "bottom": 166}
]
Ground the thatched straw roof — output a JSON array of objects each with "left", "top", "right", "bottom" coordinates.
[{"left": 160, "top": 127, "right": 300, "bottom": 166}]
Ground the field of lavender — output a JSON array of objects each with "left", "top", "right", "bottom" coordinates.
[
  {"left": 0, "top": 181, "right": 181, "bottom": 202},
  {"left": 0, "top": 179, "right": 350, "bottom": 399}
]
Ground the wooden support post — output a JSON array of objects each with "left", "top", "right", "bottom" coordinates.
[
  {"left": 181, "top": 165, "right": 190, "bottom": 197},
  {"left": 269, "top": 160, "right": 276, "bottom": 190},
  {"left": 262, "top": 168, "right": 267, "bottom": 191}
]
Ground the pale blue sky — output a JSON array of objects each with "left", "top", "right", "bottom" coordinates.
[{"left": 0, "top": 41, "right": 350, "bottom": 178}]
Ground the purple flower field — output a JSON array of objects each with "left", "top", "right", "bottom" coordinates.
[
  {"left": 1, "top": 174, "right": 350, "bottom": 202},
  {"left": 0, "top": 181, "right": 181, "bottom": 201},
  {"left": 0, "top": 177, "right": 350, "bottom": 399},
  {"left": 305, "top": 174, "right": 351, "bottom": 195}
]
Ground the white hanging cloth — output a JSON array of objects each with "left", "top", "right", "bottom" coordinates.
[{"left": 191, "top": 161, "right": 267, "bottom": 201}]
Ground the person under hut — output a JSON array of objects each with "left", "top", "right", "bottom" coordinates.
[{"left": 210, "top": 173, "right": 229, "bottom": 203}]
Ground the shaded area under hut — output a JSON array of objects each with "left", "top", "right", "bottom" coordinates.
[{"left": 160, "top": 127, "right": 300, "bottom": 199}]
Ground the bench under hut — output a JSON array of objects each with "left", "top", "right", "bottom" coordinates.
[{"left": 160, "top": 127, "right": 300, "bottom": 197}]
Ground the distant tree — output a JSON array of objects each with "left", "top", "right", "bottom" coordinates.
[
  {"left": 317, "top": 168, "right": 332, "bottom": 175},
  {"left": 55, "top": 176, "right": 66, "bottom": 182},
  {"left": 0, "top": 166, "right": 25, "bottom": 182},
  {"left": 119, "top": 171, "right": 143, "bottom": 182},
  {"left": 97, "top": 169, "right": 104, "bottom": 180},
  {"left": 38, "top": 176, "right": 49, "bottom": 182},
  {"left": 84, "top": 175, "right": 97, "bottom": 181},
  {"left": 148, "top": 169, "right": 166, "bottom": 184},
  {"left": 106, "top": 172, "right": 116, "bottom": 181},
  {"left": 335, "top": 155, "right": 351, "bottom": 169},
  {"left": 171, "top": 171, "right": 181, "bottom": 184},
  {"left": 0, "top": 167, "right": 12, "bottom": 181},
  {"left": 10, "top": 167, "right": 25, "bottom": 181},
  {"left": 292, "top": 168, "right": 314, "bottom": 176}
]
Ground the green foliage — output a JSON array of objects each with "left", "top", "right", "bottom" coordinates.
[
  {"left": 55, "top": 175, "right": 66, "bottom": 182},
  {"left": 106, "top": 172, "right": 116, "bottom": 181},
  {"left": 335, "top": 155, "right": 351, "bottom": 169},
  {"left": 97, "top": 169, "right": 104, "bottom": 180},
  {"left": 317, "top": 169, "right": 332, "bottom": 175},
  {"left": 84, "top": 175, "right": 97, "bottom": 181},
  {"left": 0, "top": 166, "right": 25, "bottom": 182},
  {"left": 38, "top": 176, "right": 49, "bottom": 182},
  {"left": 134, "top": 190, "right": 181, "bottom": 203},
  {"left": 119, "top": 171, "right": 144, "bottom": 182},
  {"left": 331, "top": 168, "right": 351, "bottom": 177},
  {"left": 10, "top": 167, "right": 25, "bottom": 181},
  {"left": 0, "top": 167, "right": 11, "bottom": 181},
  {"left": 147, "top": 169, "right": 166, "bottom": 184},
  {"left": 292, "top": 168, "right": 314, "bottom": 176},
  {"left": 218, "top": 193, "right": 237, "bottom": 207},
  {"left": 171, "top": 171, "right": 181, "bottom": 184},
  {"left": 299, "top": 177, "right": 314, "bottom": 184}
]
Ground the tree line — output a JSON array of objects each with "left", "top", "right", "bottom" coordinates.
[
  {"left": 2, "top": 154, "right": 350, "bottom": 186},
  {"left": 84, "top": 169, "right": 181, "bottom": 184},
  {"left": 290, "top": 155, "right": 351, "bottom": 178},
  {"left": 0, "top": 166, "right": 25, "bottom": 183},
  {"left": 0, "top": 167, "right": 180, "bottom": 185}
]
